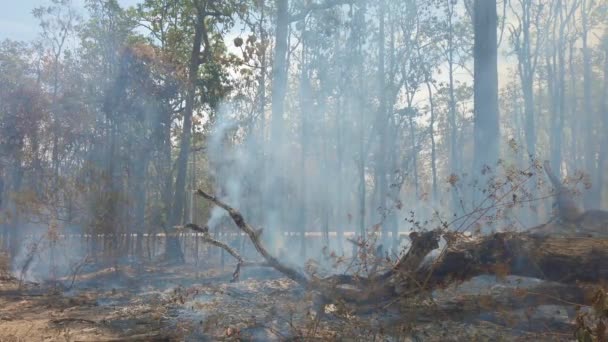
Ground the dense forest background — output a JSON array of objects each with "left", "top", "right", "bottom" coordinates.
[{"left": 0, "top": 0, "right": 607, "bottom": 275}]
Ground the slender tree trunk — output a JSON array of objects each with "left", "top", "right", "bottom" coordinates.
[
  {"left": 267, "top": 0, "right": 289, "bottom": 243},
  {"left": 358, "top": 100, "right": 366, "bottom": 237},
  {"left": 447, "top": 1, "right": 460, "bottom": 214},
  {"left": 354, "top": 5, "right": 367, "bottom": 237},
  {"left": 374, "top": 0, "right": 388, "bottom": 239},
  {"left": 547, "top": 39, "right": 561, "bottom": 174},
  {"left": 424, "top": 76, "right": 437, "bottom": 202},
  {"left": 554, "top": 5, "right": 568, "bottom": 199},
  {"left": 473, "top": 0, "right": 500, "bottom": 204},
  {"left": 409, "top": 115, "right": 419, "bottom": 198},
  {"left": 335, "top": 95, "right": 345, "bottom": 254},
  {"left": 167, "top": 7, "right": 207, "bottom": 263},
  {"left": 581, "top": 0, "right": 598, "bottom": 207},
  {"left": 8, "top": 152, "right": 23, "bottom": 259},
  {"left": 522, "top": 76, "right": 535, "bottom": 157},
  {"left": 386, "top": 6, "right": 399, "bottom": 252},
  {"left": 568, "top": 40, "right": 578, "bottom": 173},
  {"left": 256, "top": 4, "right": 267, "bottom": 226},
  {"left": 519, "top": 0, "right": 536, "bottom": 159},
  {"left": 600, "top": 35, "right": 608, "bottom": 205},
  {"left": 271, "top": 0, "right": 288, "bottom": 144},
  {"left": 298, "top": 40, "right": 310, "bottom": 258},
  {"left": 133, "top": 153, "right": 149, "bottom": 258}
]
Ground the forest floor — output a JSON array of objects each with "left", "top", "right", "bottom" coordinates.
[{"left": 0, "top": 260, "right": 582, "bottom": 341}]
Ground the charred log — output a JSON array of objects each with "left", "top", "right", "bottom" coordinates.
[{"left": 424, "top": 231, "right": 608, "bottom": 288}]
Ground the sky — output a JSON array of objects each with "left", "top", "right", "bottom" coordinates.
[{"left": 0, "top": 0, "right": 140, "bottom": 42}]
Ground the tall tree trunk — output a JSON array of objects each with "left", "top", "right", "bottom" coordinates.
[
  {"left": 0, "top": 169, "right": 6, "bottom": 251},
  {"left": 167, "top": 7, "right": 207, "bottom": 263},
  {"left": 568, "top": 39, "right": 577, "bottom": 173},
  {"left": 447, "top": 0, "right": 460, "bottom": 214},
  {"left": 7, "top": 151, "right": 23, "bottom": 259},
  {"left": 271, "top": 0, "right": 288, "bottom": 144},
  {"left": 418, "top": 29, "right": 437, "bottom": 203},
  {"left": 547, "top": 32, "right": 561, "bottom": 174},
  {"left": 473, "top": 0, "right": 500, "bottom": 203},
  {"left": 386, "top": 6, "right": 399, "bottom": 252},
  {"left": 133, "top": 153, "right": 149, "bottom": 258},
  {"left": 518, "top": 0, "right": 537, "bottom": 160},
  {"left": 409, "top": 115, "right": 419, "bottom": 198},
  {"left": 298, "top": 39, "right": 310, "bottom": 258},
  {"left": 353, "top": 4, "right": 367, "bottom": 237},
  {"left": 600, "top": 34, "right": 608, "bottom": 205},
  {"left": 374, "top": 0, "right": 388, "bottom": 239},
  {"left": 581, "top": 0, "right": 598, "bottom": 207},
  {"left": 556, "top": 1, "right": 568, "bottom": 188},
  {"left": 335, "top": 95, "right": 345, "bottom": 254},
  {"left": 358, "top": 91, "right": 366, "bottom": 237},
  {"left": 256, "top": 3, "right": 268, "bottom": 227},
  {"left": 267, "top": 0, "right": 289, "bottom": 242}
]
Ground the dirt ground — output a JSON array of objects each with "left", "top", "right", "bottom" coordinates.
[
  {"left": 0, "top": 263, "right": 324, "bottom": 341},
  {"left": 0, "top": 262, "right": 585, "bottom": 341}
]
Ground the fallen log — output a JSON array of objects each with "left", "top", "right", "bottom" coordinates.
[
  {"left": 422, "top": 231, "right": 608, "bottom": 288},
  {"left": 194, "top": 188, "right": 607, "bottom": 307}
]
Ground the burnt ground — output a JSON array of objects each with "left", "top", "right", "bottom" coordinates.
[{"left": 0, "top": 256, "right": 585, "bottom": 342}]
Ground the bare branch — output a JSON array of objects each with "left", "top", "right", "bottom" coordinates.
[
  {"left": 195, "top": 190, "right": 310, "bottom": 286},
  {"left": 289, "top": 0, "right": 352, "bottom": 23}
]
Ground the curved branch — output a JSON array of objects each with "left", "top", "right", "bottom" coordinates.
[
  {"left": 543, "top": 160, "right": 584, "bottom": 222},
  {"left": 195, "top": 190, "right": 310, "bottom": 286},
  {"left": 180, "top": 223, "right": 268, "bottom": 282}
]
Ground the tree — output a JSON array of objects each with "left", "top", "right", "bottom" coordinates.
[
  {"left": 508, "top": 0, "right": 546, "bottom": 160},
  {"left": 472, "top": 0, "right": 500, "bottom": 204},
  {"left": 32, "top": 0, "right": 80, "bottom": 195}
]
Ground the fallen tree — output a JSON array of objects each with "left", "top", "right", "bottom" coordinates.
[{"left": 191, "top": 189, "right": 608, "bottom": 307}]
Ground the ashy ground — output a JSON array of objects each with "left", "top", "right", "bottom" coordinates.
[{"left": 0, "top": 262, "right": 587, "bottom": 341}]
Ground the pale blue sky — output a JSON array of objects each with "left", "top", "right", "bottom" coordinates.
[{"left": 0, "top": 0, "right": 140, "bottom": 42}]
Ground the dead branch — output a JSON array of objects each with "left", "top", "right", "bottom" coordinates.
[
  {"left": 65, "top": 255, "right": 92, "bottom": 291},
  {"left": 542, "top": 160, "right": 608, "bottom": 235},
  {"left": 179, "top": 223, "right": 242, "bottom": 281},
  {"left": 73, "top": 332, "right": 168, "bottom": 342},
  {"left": 543, "top": 160, "right": 584, "bottom": 222},
  {"left": 289, "top": 0, "right": 352, "bottom": 23},
  {"left": 50, "top": 317, "right": 97, "bottom": 325},
  {"left": 179, "top": 223, "right": 269, "bottom": 282},
  {"left": 196, "top": 189, "right": 310, "bottom": 286},
  {"left": 195, "top": 190, "right": 450, "bottom": 305}
]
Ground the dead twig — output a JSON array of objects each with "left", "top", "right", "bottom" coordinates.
[
  {"left": 50, "top": 317, "right": 97, "bottom": 325},
  {"left": 178, "top": 223, "right": 269, "bottom": 282}
]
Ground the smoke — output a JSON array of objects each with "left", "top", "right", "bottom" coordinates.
[
  {"left": 204, "top": 87, "right": 426, "bottom": 266},
  {"left": 11, "top": 228, "right": 88, "bottom": 283}
]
